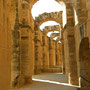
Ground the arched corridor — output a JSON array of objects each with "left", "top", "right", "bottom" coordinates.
[
  {"left": 0, "top": 0, "right": 90, "bottom": 90},
  {"left": 12, "top": 73, "right": 78, "bottom": 90}
]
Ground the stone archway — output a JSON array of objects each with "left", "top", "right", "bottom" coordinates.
[
  {"left": 43, "top": 25, "right": 60, "bottom": 34},
  {"left": 79, "top": 37, "right": 90, "bottom": 90},
  {"left": 35, "top": 11, "right": 63, "bottom": 28},
  {"left": 10, "top": 0, "right": 79, "bottom": 87},
  {"left": 41, "top": 25, "right": 60, "bottom": 68},
  {"left": 33, "top": 11, "right": 62, "bottom": 74}
]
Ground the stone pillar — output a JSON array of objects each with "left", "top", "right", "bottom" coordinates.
[
  {"left": 63, "top": 30, "right": 70, "bottom": 82},
  {"left": 68, "top": 32, "right": 78, "bottom": 85},
  {"left": 55, "top": 42, "right": 62, "bottom": 72},
  {"left": 12, "top": 28, "right": 20, "bottom": 87},
  {"left": 78, "top": 37, "right": 90, "bottom": 90},
  {"left": 43, "top": 35, "right": 49, "bottom": 70},
  {"left": 11, "top": 0, "right": 20, "bottom": 87},
  {"left": 49, "top": 38, "right": 56, "bottom": 68},
  {"left": 34, "top": 27, "right": 42, "bottom": 74},
  {"left": 56, "top": 42, "right": 62, "bottom": 66},
  {"left": 63, "top": 28, "right": 79, "bottom": 85},
  {"left": 60, "top": 39, "right": 65, "bottom": 74},
  {"left": 20, "top": 28, "right": 33, "bottom": 85},
  {"left": 39, "top": 31, "right": 43, "bottom": 71},
  {"left": 29, "top": 30, "right": 34, "bottom": 76},
  {"left": 18, "top": 0, "right": 34, "bottom": 85},
  {"left": 63, "top": 2, "right": 79, "bottom": 85}
]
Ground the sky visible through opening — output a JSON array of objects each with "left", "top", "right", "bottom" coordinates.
[
  {"left": 31, "top": 0, "right": 66, "bottom": 40},
  {"left": 40, "top": 21, "right": 60, "bottom": 30},
  {"left": 47, "top": 31, "right": 60, "bottom": 37},
  {"left": 31, "top": 0, "right": 62, "bottom": 19}
]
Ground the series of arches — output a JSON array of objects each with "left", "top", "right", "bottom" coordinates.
[
  {"left": 0, "top": 0, "right": 90, "bottom": 90},
  {"left": 10, "top": 0, "right": 89, "bottom": 87}
]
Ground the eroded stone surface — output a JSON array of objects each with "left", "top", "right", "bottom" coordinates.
[{"left": 0, "top": 0, "right": 90, "bottom": 90}]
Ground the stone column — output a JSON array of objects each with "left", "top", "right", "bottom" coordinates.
[
  {"left": 39, "top": 31, "right": 43, "bottom": 71},
  {"left": 56, "top": 42, "right": 62, "bottom": 67},
  {"left": 11, "top": 0, "right": 20, "bottom": 87},
  {"left": 49, "top": 38, "right": 56, "bottom": 68},
  {"left": 34, "top": 27, "right": 42, "bottom": 74},
  {"left": 20, "top": 28, "right": 33, "bottom": 85},
  {"left": 63, "top": 27, "right": 79, "bottom": 85},
  {"left": 18, "top": 0, "right": 34, "bottom": 85},
  {"left": 29, "top": 30, "right": 34, "bottom": 75},
  {"left": 60, "top": 39, "right": 65, "bottom": 74},
  {"left": 43, "top": 35, "right": 49, "bottom": 70},
  {"left": 63, "top": 2, "right": 79, "bottom": 85},
  {"left": 68, "top": 31, "right": 78, "bottom": 85}
]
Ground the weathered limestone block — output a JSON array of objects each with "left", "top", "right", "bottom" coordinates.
[
  {"left": 34, "top": 44, "right": 42, "bottom": 74},
  {"left": 63, "top": 31, "right": 70, "bottom": 82},
  {"left": 11, "top": 0, "right": 21, "bottom": 88},
  {"left": 11, "top": 30, "right": 20, "bottom": 87},
  {"left": 29, "top": 30, "right": 34, "bottom": 75},
  {"left": 56, "top": 42, "right": 62, "bottom": 66},
  {"left": 87, "top": 0, "right": 90, "bottom": 10},
  {"left": 11, "top": 0, "right": 34, "bottom": 87},
  {"left": 34, "top": 27, "right": 43, "bottom": 74},
  {"left": 63, "top": 28, "right": 79, "bottom": 85},
  {"left": 20, "top": 28, "right": 33, "bottom": 85},
  {"left": 49, "top": 38, "right": 56, "bottom": 68},
  {"left": 60, "top": 39, "right": 65, "bottom": 74},
  {"left": 42, "top": 36, "right": 49, "bottom": 71},
  {"left": 43, "top": 46, "right": 49, "bottom": 70},
  {"left": 54, "top": 42, "right": 62, "bottom": 72},
  {"left": 19, "top": 0, "right": 31, "bottom": 26},
  {"left": 39, "top": 31, "right": 43, "bottom": 71},
  {"left": 62, "top": 3, "right": 79, "bottom": 85}
]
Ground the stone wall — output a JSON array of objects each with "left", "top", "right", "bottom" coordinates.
[
  {"left": 0, "top": 0, "right": 12, "bottom": 90},
  {"left": 73, "top": 0, "right": 90, "bottom": 88},
  {"left": 0, "top": 0, "right": 35, "bottom": 89},
  {"left": 78, "top": 37, "right": 90, "bottom": 90},
  {"left": 0, "top": 0, "right": 90, "bottom": 89}
]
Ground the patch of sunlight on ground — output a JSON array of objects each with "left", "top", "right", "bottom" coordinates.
[{"left": 32, "top": 78, "right": 81, "bottom": 88}]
